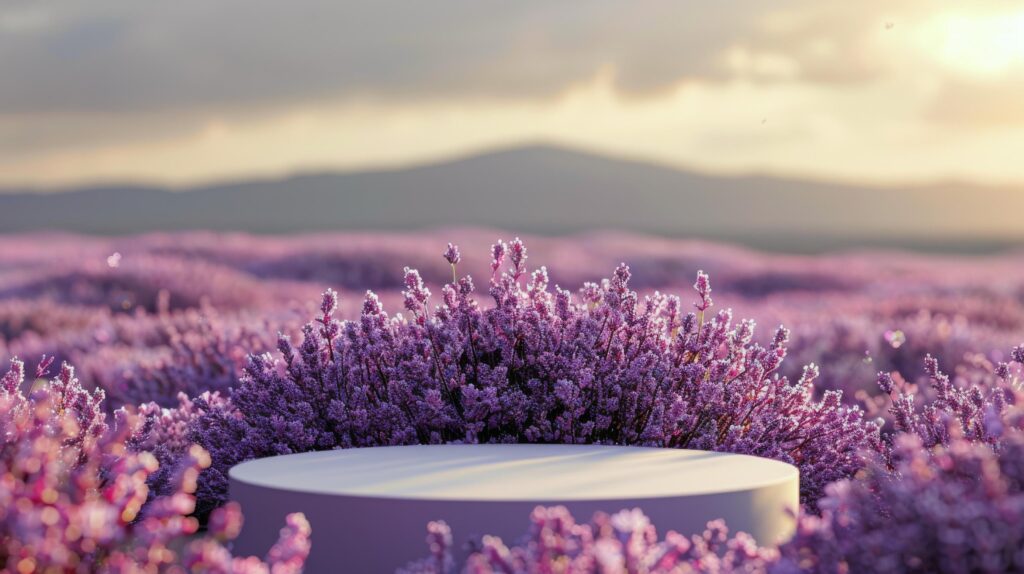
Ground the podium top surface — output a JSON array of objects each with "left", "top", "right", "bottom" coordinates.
[{"left": 230, "top": 444, "right": 798, "bottom": 502}]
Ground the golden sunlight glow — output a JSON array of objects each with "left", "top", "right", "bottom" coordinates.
[{"left": 925, "top": 10, "right": 1024, "bottom": 77}]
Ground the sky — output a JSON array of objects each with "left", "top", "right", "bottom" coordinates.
[{"left": 2, "top": 0, "right": 1024, "bottom": 189}]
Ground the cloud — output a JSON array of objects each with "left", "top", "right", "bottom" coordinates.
[
  {"left": 0, "top": 0, "right": 898, "bottom": 115},
  {"left": 926, "top": 76, "right": 1024, "bottom": 128},
  {"left": 3, "top": 0, "right": 1024, "bottom": 187}
]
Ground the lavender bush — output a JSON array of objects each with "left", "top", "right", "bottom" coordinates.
[
  {"left": 132, "top": 390, "right": 235, "bottom": 509},
  {"left": 0, "top": 252, "right": 277, "bottom": 314},
  {"left": 193, "top": 239, "right": 878, "bottom": 515},
  {"left": 2, "top": 300, "right": 288, "bottom": 410},
  {"left": 774, "top": 348, "right": 1024, "bottom": 573},
  {"left": 782, "top": 295, "right": 1022, "bottom": 408},
  {"left": 0, "top": 358, "right": 311, "bottom": 572},
  {"left": 80, "top": 306, "right": 281, "bottom": 409},
  {"left": 402, "top": 348, "right": 1024, "bottom": 574}
]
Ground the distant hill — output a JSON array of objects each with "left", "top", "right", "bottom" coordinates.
[{"left": 1, "top": 144, "right": 1021, "bottom": 253}]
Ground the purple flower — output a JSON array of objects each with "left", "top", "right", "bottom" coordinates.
[
  {"left": 694, "top": 270, "right": 712, "bottom": 311},
  {"left": 443, "top": 243, "right": 461, "bottom": 267},
  {"left": 1013, "top": 344, "right": 1024, "bottom": 366},
  {"left": 508, "top": 237, "right": 527, "bottom": 279},
  {"left": 321, "top": 287, "right": 339, "bottom": 316},
  {"left": 876, "top": 371, "right": 895, "bottom": 394},
  {"left": 490, "top": 240, "right": 506, "bottom": 275}
]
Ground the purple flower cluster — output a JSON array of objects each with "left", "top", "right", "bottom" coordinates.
[
  {"left": 2, "top": 299, "right": 286, "bottom": 411},
  {"left": 131, "top": 390, "right": 235, "bottom": 510},
  {"left": 81, "top": 306, "right": 281, "bottom": 410},
  {"left": 193, "top": 239, "right": 878, "bottom": 514},
  {"left": 782, "top": 296, "right": 1021, "bottom": 410},
  {"left": 400, "top": 347, "right": 1024, "bottom": 573},
  {"left": 399, "top": 506, "right": 777, "bottom": 574},
  {"left": 773, "top": 348, "right": 1024, "bottom": 573},
  {"left": 777, "top": 430, "right": 1024, "bottom": 573},
  {"left": 0, "top": 358, "right": 311, "bottom": 572}
]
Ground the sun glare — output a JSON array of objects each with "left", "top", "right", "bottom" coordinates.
[{"left": 927, "top": 10, "right": 1024, "bottom": 77}]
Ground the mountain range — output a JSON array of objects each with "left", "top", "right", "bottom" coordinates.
[{"left": 2, "top": 144, "right": 1021, "bottom": 253}]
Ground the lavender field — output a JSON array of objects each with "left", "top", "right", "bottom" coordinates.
[
  {"left": 5, "top": 230, "right": 1024, "bottom": 409},
  {"left": 9, "top": 1, "right": 1024, "bottom": 571},
  {"left": 3, "top": 230, "right": 1024, "bottom": 572}
]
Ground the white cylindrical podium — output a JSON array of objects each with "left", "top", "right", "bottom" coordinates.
[{"left": 229, "top": 444, "right": 798, "bottom": 573}]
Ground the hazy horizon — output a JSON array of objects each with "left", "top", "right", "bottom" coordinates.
[
  {"left": 1, "top": 144, "right": 1022, "bottom": 254},
  {"left": 5, "top": 140, "right": 1019, "bottom": 194}
]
